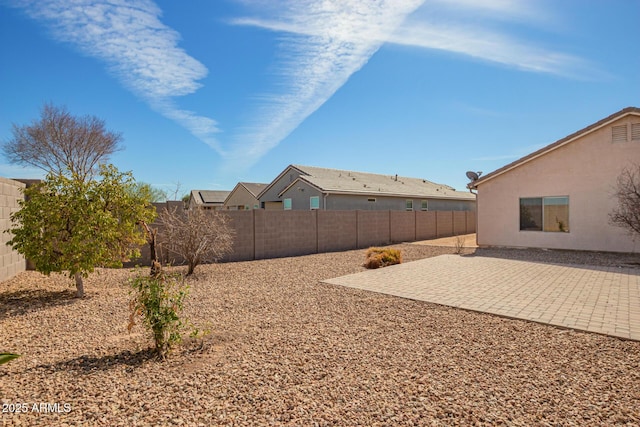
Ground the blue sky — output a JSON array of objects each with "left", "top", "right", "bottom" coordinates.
[{"left": 1, "top": 0, "right": 638, "bottom": 197}]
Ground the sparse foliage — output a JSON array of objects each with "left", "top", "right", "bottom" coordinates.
[
  {"left": 128, "top": 270, "right": 189, "bottom": 359},
  {"left": 132, "top": 182, "right": 167, "bottom": 203},
  {"left": 2, "top": 103, "right": 122, "bottom": 182},
  {"left": 158, "top": 207, "right": 234, "bottom": 275},
  {"left": 610, "top": 164, "right": 640, "bottom": 237},
  {"left": 6, "top": 164, "right": 156, "bottom": 297},
  {"left": 454, "top": 235, "right": 465, "bottom": 254},
  {"left": 364, "top": 247, "right": 402, "bottom": 269}
]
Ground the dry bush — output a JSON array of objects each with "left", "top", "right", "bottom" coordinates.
[
  {"left": 364, "top": 247, "right": 402, "bottom": 269},
  {"left": 609, "top": 163, "right": 640, "bottom": 237},
  {"left": 454, "top": 235, "right": 465, "bottom": 254},
  {"left": 158, "top": 206, "right": 234, "bottom": 275}
]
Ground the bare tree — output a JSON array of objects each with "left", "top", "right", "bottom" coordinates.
[
  {"left": 2, "top": 103, "right": 122, "bottom": 182},
  {"left": 610, "top": 163, "right": 640, "bottom": 237},
  {"left": 158, "top": 206, "right": 234, "bottom": 275}
]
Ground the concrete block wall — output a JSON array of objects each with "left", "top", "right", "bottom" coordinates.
[
  {"left": 453, "top": 211, "right": 468, "bottom": 236},
  {"left": 254, "top": 210, "right": 317, "bottom": 259},
  {"left": 416, "top": 211, "right": 438, "bottom": 240},
  {"left": 390, "top": 211, "right": 416, "bottom": 243},
  {"left": 357, "top": 210, "right": 391, "bottom": 248},
  {"left": 225, "top": 210, "right": 255, "bottom": 261},
  {"left": 0, "top": 177, "right": 25, "bottom": 282},
  {"left": 436, "top": 211, "right": 454, "bottom": 238},
  {"left": 318, "top": 211, "right": 357, "bottom": 253},
  {"left": 138, "top": 208, "right": 476, "bottom": 265}
]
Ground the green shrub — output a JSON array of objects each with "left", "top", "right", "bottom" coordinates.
[
  {"left": 364, "top": 247, "right": 402, "bottom": 269},
  {"left": 128, "top": 271, "right": 189, "bottom": 359}
]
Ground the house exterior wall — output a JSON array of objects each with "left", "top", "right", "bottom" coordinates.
[
  {"left": 280, "top": 180, "right": 323, "bottom": 210},
  {"left": 277, "top": 187, "right": 476, "bottom": 212},
  {"left": 225, "top": 186, "right": 260, "bottom": 210},
  {"left": 258, "top": 166, "right": 303, "bottom": 205},
  {"left": 476, "top": 114, "right": 640, "bottom": 253},
  {"left": 0, "top": 177, "right": 26, "bottom": 281}
]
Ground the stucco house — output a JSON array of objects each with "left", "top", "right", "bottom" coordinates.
[
  {"left": 258, "top": 164, "right": 476, "bottom": 211},
  {"left": 469, "top": 107, "right": 640, "bottom": 253},
  {"left": 224, "top": 182, "right": 268, "bottom": 210},
  {"left": 188, "top": 190, "right": 231, "bottom": 210}
]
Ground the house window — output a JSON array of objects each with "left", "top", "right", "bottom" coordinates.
[
  {"left": 283, "top": 198, "right": 292, "bottom": 210},
  {"left": 310, "top": 196, "right": 320, "bottom": 210},
  {"left": 253, "top": 204, "right": 259, "bottom": 209},
  {"left": 421, "top": 200, "right": 428, "bottom": 211},
  {"left": 406, "top": 200, "right": 413, "bottom": 211},
  {"left": 520, "top": 196, "right": 569, "bottom": 232}
]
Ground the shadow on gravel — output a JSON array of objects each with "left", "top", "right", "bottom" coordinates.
[
  {"left": 465, "top": 247, "right": 640, "bottom": 270},
  {"left": 41, "top": 349, "right": 158, "bottom": 374},
  {"left": 0, "top": 288, "right": 79, "bottom": 317}
]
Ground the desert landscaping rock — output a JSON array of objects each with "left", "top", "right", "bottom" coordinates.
[{"left": 1, "top": 245, "right": 639, "bottom": 426}]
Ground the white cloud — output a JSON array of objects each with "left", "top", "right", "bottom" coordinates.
[
  {"left": 227, "top": 0, "right": 426, "bottom": 167},
  {"left": 7, "top": 0, "right": 590, "bottom": 174},
  {"left": 388, "top": 19, "right": 585, "bottom": 77},
  {"left": 228, "top": 0, "right": 586, "bottom": 171},
  {"left": 7, "top": 0, "right": 221, "bottom": 151}
]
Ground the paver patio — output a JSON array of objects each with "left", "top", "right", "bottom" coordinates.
[{"left": 323, "top": 254, "right": 640, "bottom": 341}]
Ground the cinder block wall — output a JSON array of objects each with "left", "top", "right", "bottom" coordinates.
[
  {"left": 357, "top": 210, "right": 391, "bottom": 248},
  {"left": 317, "top": 211, "right": 357, "bottom": 253},
  {"left": 0, "top": 177, "right": 25, "bottom": 282},
  {"left": 254, "top": 210, "right": 317, "bottom": 259},
  {"left": 436, "top": 211, "right": 454, "bottom": 238},
  {"left": 138, "top": 208, "right": 476, "bottom": 265},
  {"left": 390, "top": 211, "right": 416, "bottom": 243},
  {"left": 416, "top": 211, "right": 437, "bottom": 240}
]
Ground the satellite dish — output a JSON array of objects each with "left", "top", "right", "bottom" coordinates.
[{"left": 466, "top": 171, "right": 479, "bottom": 181}]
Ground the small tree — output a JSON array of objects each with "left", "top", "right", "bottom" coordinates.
[
  {"left": 6, "top": 164, "right": 156, "bottom": 297},
  {"left": 609, "top": 163, "right": 640, "bottom": 238},
  {"left": 158, "top": 207, "right": 234, "bottom": 275},
  {"left": 132, "top": 182, "right": 167, "bottom": 203},
  {"left": 2, "top": 103, "right": 122, "bottom": 182},
  {"left": 128, "top": 270, "right": 189, "bottom": 359}
]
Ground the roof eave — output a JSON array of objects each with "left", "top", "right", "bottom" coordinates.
[{"left": 473, "top": 107, "right": 640, "bottom": 187}]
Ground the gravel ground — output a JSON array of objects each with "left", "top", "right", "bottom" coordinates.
[{"left": 1, "top": 244, "right": 639, "bottom": 426}]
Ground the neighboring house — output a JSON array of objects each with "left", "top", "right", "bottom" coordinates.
[
  {"left": 224, "top": 182, "right": 268, "bottom": 210},
  {"left": 188, "top": 190, "right": 231, "bottom": 210},
  {"left": 257, "top": 164, "right": 476, "bottom": 211},
  {"left": 469, "top": 106, "right": 640, "bottom": 253}
]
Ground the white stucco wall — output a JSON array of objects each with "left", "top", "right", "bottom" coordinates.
[{"left": 476, "top": 114, "right": 640, "bottom": 253}]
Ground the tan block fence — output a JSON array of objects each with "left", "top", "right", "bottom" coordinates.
[
  {"left": 0, "top": 177, "right": 25, "bottom": 281},
  {"left": 144, "top": 207, "right": 476, "bottom": 265},
  {"left": 0, "top": 188, "right": 475, "bottom": 277}
]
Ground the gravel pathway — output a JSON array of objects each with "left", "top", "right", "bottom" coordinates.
[{"left": 1, "top": 245, "right": 639, "bottom": 426}]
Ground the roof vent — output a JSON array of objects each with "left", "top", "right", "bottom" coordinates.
[
  {"left": 632, "top": 123, "right": 640, "bottom": 141},
  {"left": 612, "top": 125, "right": 627, "bottom": 143}
]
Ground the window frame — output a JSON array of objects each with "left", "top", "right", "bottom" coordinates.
[
  {"left": 519, "top": 196, "right": 570, "bottom": 233},
  {"left": 310, "top": 196, "right": 320, "bottom": 210},
  {"left": 283, "top": 198, "right": 292, "bottom": 210},
  {"left": 406, "top": 200, "right": 413, "bottom": 211}
]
